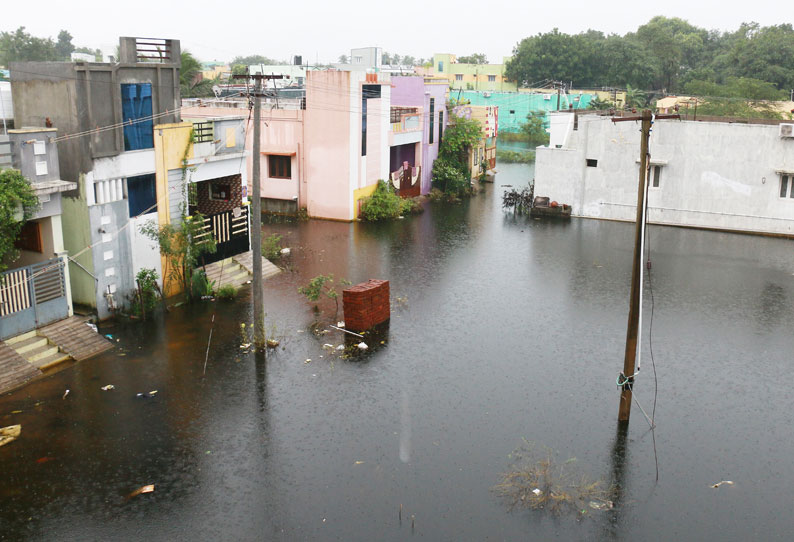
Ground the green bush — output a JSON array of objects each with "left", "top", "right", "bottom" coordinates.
[
  {"left": 431, "top": 157, "right": 470, "bottom": 195},
  {"left": 496, "top": 149, "right": 536, "bottom": 163},
  {"left": 217, "top": 284, "right": 238, "bottom": 300},
  {"left": 400, "top": 197, "right": 424, "bottom": 215},
  {"left": 360, "top": 180, "right": 403, "bottom": 221},
  {"left": 262, "top": 233, "right": 283, "bottom": 260},
  {"left": 131, "top": 268, "right": 160, "bottom": 316},
  {"left": 298, "top": 274, "right": 351, "bottom": 313}
]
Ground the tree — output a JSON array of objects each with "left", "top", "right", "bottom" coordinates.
[
  {"left": 139, "top": 213, "right": 216, "bottom": 300},
  {"left": 402, "top": 55, "right": 416, "bottom": 66},
  {"left": 55, "top": 30, "right": 74, "bottom": 60},
  {"left": 520, "top": 111, "right": 550, "bottom": 146},
  {"left": 432, "top": 115, "right": 483, "bottom": 194},
  {"left": 338, "top": 54, "right": 348, "bottom": 64},
  {"left": 0, "top": 169, "right": 39, "bottom": 273},
  {"left": 230, "top": 54, "right": 280, "bottom": 75},
  {"left": 457, "top": 53, "right": 488, "bottom": 64},
  {"left": 179, "top": 50, "right": 202, "bottom": 96},
  {"left": 0, "top": 27, "right": 59, "bottom": 66},
  {"left": 392, "top": 54, "right": 401, "bottom": 66}
]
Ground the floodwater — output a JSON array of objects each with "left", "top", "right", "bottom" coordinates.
[{"left": 3, "top": 162, "right": 794, "bottom": 540}]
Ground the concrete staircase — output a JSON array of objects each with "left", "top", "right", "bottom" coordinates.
[
  {"left": 5, "top": 330, "right": 71, "bottom": 371},
  {"left": 202, "top": 257, "right": 252, "bottom": 290},
  {"left": 200, "top": 251, "right": 282, "bottom": 292}
]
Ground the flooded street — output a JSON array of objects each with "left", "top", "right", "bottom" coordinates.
[{"left": 3, "top": 162, "right": 794, "bottom": 540}]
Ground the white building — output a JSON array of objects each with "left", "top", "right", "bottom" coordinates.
[{"left": 535, "top": 112, "right": 794, "bottom": 236}]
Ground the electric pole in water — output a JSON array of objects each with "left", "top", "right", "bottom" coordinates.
[
  {"left": 232, "top": 72, "right": 284, "bottom": 349},
  {"left": 611, "top": 110, "right": 679, "bottom": 423}
]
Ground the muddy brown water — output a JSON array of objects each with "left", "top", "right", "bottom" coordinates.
[{"left": 2, "top": 162, "right": 794, "bottom": 540}]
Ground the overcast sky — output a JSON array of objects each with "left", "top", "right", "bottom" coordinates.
[{"left": 3, "top": 1, "right": 788, "bottom": 65}]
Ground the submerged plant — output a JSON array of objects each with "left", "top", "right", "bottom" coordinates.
[
  {"left": 298, "top": 274, "right": 351, "bottom": 313},
  {"left": 493, "top": 441, "right": 615, "bottom": 516}
]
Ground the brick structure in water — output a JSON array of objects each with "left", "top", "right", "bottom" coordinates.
[{"left": 342, "top": 280, "right": 390, "bottom": 332}]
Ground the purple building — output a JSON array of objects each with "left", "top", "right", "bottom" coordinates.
[{"left": 389, "top": 76, "right": 449, "bottom": 196}]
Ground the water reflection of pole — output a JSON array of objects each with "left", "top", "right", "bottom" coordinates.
[{"left": 603, "top": 422, "right": 629, "bottom": 539}]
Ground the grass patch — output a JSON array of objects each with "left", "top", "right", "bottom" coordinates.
[
  {"left": 262, "top": 233, "right": 283, "bottom": 261},
  {"left": 216, "top": 284, "right": 238, "bottom": 300},
  {"left": 496, "top": 149, "right": 536, "bottom": 164},
  {"left": 493, "top": 441, "right": 615, "bottom": 516}
]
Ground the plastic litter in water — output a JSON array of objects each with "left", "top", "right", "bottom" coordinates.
[
  {"left": 101, "top": 385, "right": 115, "bottom": 391},
  {"left": 357, "top": 342, "right": 368, "bottom": 350},
  {"left": 532, "top": 488, "right": 542, "bottom": 496},
  {"left": 62, "top": 389, "right": 70, "bottom": 400},
  {"left": 337, "top": 321, "right": 345, "bottom": 328},
  {"left": 127, "top": 484, "right": 155, "bottom": 498},
  {"left": 0, "top": 425, "right": 21, "bottom": 447},
  {"left": 712, "top": 480, "right": 734, "bottom": 488}
]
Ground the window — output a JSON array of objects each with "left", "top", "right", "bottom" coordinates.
[
  {"left": 455, "top": 74, "right": 463, "bottom": 81},
  {"left": 488, "top": 75, "right": 496, "bottom": 82},
  {"left": 127, "top": 174, "right": 157, "bottom": 217},
  {"left": 438, "top": 61, "right": 444, "bottom": 72},
  {"left": 269, "top": 155, "right": 291, "bottom": 179},
  {"left": 354, "top": 56, "right": 362, "bottom": 64},
  {"left": 780, "top": 174, "right": 794, "bottom": 198},
  {"left": 651, "top": 165, "right": 661, "bottom": 188},
  {"left": 586, "top": 159, "right": 598, "bottom": 167},
  {"left": 438, "top": 110, "right": 444, "bottom": 144},
  {"left": 210, "top": 182, "right": 231, "bottom": 201},
  {"left": 121, "top": 83, "right": 153, "bottom": 151},
  {"left": 429, "top": 98, "right": 435, "bottom": 145},
  {"left": 509, "top": 110, "right": 515, "bottom": 115},
  {"left": 361, "top": 85, "right": 381, "bottom": 156}
]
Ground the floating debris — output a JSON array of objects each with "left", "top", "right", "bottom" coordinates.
[
  {"left": 323, "top": 344, "right": 334, "bottom": 349},
  {"left": 589, "top": 500, "right": 614, "bottom": 510},
  {"left": 62, "top": 389, "right": 70, "bottom": 400},
  {"left": 712, "top": 480, "right": 734, "bottom": 489},
  {"left": 127, "top": 484, "right": 155, "bottom": 499},
  {"left": 0, "top": 425, "right": 21, "bottom": 447},
  {"left": 305, "top": 359, "right": 312, "bottom": 364},
  {"left": 101, "top": 385, "right": 115, "bottom": 391},
  {"left": 85, "top": 322, "right": 98, "bottom": 333},
  {"left": 357, "top": 342, "right": 369, "bottom": 350},
  {"left": 280, "top": 247, "right": 291, "bottom": 255},
  {"left": 354, "top": 461, "right": 365, "bottom": 465},
  {"left": 532, "top": 488, "right": 542, "bottom": 496},
  {"left": 36, "top": 456, "right": 53, "bottom": 464},
  {"left": 266, "top": 339, "right": 280, "bottom": 348},
  {"left": 337, "top": 321, "right": 345, "bottom": 328},
  {"left": 240, "top": 343, "right": 251, "bottom": 349},
  {"left": 336, "top": 345, "right": 345, "bottom": 351}
]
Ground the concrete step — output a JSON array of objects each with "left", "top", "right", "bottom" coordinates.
[
  {"left": 25, "top": 343, "right": 59, "bottom": 363},
  {"left": 9, "top": 335, "right": 49, "bottom": 355},
  {"left": 5, "top": 330, "right": 38, "bottom": 345},
  {"left": 205, "top": 264, "right": 243, "bottom": 281},
  {"left": 35, "top": 351, "right": 72, "bottom": 371}
]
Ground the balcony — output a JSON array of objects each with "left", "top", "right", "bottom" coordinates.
[
  {"left": 189, "top": 118, "right": 246, "bottom": 161},
  {"left": 390, "top": 107, "right": 422, "bottom": 146}
]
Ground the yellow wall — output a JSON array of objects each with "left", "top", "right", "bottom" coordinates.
[
  {"left": 353, "top": 182, "right": 379, "bottom": 219},
  {"left": 153, "top": 121, "right": 194, "bottom": 296}
]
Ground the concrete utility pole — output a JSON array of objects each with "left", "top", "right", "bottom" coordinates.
[
  {"left": 611, "top": 110, "right": 679, "bottom": 423},
  {"left": 232, "top": 72, "right": 284, "bottom": 349}
]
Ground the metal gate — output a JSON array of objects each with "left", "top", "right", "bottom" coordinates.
[
  {"left": 0, "top": 258, "right": 69, "bottom": 339},
  {"left": 196, "top": 207, "right": 250, "bottom": 266}
]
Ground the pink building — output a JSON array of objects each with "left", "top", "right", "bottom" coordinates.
[{"left": 183, "top": 70, "right": 391, "bottom": 221}]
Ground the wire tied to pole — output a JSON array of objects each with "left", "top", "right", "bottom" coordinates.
[{"left": 616, "top": 372, "right": 634, "bottom": 391}]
